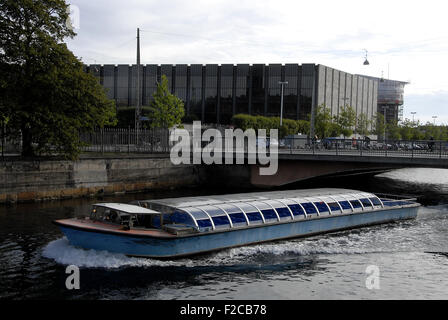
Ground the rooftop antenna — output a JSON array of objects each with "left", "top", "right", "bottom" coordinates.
[{"left": 363, "top": 49, "right": 369, "bottom": 65}]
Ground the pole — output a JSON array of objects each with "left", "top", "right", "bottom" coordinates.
[
  {"left": 135, "top": 27, "right": 141, "bottom": 135},
  {"left": 278, "top": 81, "right": 288, "bottom": 126},
  {"left": 383, "top": 106, "right": 386, "bottom": 144}
]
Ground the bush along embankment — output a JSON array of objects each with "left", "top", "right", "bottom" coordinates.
[{"left": 231, "top": 114, "right": 310, "bottom": 138}]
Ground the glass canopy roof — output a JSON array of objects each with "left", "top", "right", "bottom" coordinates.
[{"left": 138, "top": 188, "right": 396, "bottom": 232}]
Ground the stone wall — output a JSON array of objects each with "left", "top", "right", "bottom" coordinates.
[{"left": 0, "top": 157, "right": 201, "bottom": 203}]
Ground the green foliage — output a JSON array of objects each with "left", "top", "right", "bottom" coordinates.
[
  {"left": 148, "top": 75, "right": 185, "bottom": 128},
  {"left": 0, "top": 0, "right": 117, "bottom": 158},
  {"left": 231, "top": 114, "right": 309, "bottom": 137},
  {"left": 356, "top": 113, "right": 371, "bottom": 136},
  {"left": 335, "top": 105, "right": 356, "bottom": 138},
  {"left": 372, "top": 112, "right": 386, "bottom": 138},
  {"left": 386, "top": 121, "right": 401, "bottom": 140},
  {"left": 315, "top": 104, "right": 339, "bottom": 138}
]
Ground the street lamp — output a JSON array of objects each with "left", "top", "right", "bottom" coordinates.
[
  {"left": 432, "top": 115, "right": 438, "bottom": 125},
  {"left": 383, "top": 106, "right": 387, "bottom": 143},
  {"left": 363, "top": 49, "right": 370, "bottom": 65},
  {"left": 279, "top": 81, "right": 288, "bottom": 126},
  {"left": 411, "top": 112, "right": 416, "bottom": 126}
]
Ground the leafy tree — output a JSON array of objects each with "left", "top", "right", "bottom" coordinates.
[
  {"left": 372, "top": 112, "right": 386, "bottom": 140},
  {"left": 356, "top": 113, "right": 371, "bottom": 136},
  {"left": 231, "top": 114, "right": 309, "bottom": 137},
  {"left": 0, "top": 0, "right": 116, "bottom": 158},
  {"left": 335, "top": 105, "right": 356, "bottom": 138},
  {"left": 315, "top": 104, "right": 337, "bottom": 138},
  {"left": 399, "top": 119, "right": 414, "bottom": 140},
  {"left": 149, "top": 75, "right": 185, "bottom": 128},
  {"left": 386, "top": 120, "right": 401, "bottom": 140}
]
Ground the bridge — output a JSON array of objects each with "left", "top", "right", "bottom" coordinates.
[
  {"left": 74, "top": 130, "right": 448, "bottom": 187},
  {"left": 203, "top": 138, "right": 448, "bottom": 187}
]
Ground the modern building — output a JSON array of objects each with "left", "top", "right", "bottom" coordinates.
[
  {"left": 359, "top": 75, "right": 408, "bottom": 124},
  {"left": 87, "top": 63, "right": 378, "bottom": 131}
]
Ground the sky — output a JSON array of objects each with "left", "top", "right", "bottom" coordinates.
[{"left": 66, "top": 0, "right": 448, "bottom": 124}]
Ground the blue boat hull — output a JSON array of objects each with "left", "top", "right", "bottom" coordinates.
[{"left": 58, "top": 207, "right": 418, "bottom": 258}]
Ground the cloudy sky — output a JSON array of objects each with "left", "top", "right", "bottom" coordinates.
[{"left": 66, "top": 0, "right": 448, "bottom": 124}]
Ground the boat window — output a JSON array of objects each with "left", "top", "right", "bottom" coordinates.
[
  {"left": 196, "top": 218, "right": 213, "bottom": 229},
  {"left": 287, "top": 204, "right": 305, "bottom": 216},
  {"left": 200, "top": 206, "right": 226, "bottom": 217},
  {"left": 313, "top": 202, "right": 329, "bottom": 213},
  {"left": 301, "top": 202, "right": 317, "bottom": 214},
  {"left": 246, "top": 211, "right": 263, "bottom": 222},
  {"left": 211, "top": 215, "right": 231, "bottom": 227},
  {"left": 349, "top": 200, "right": 362, "bottom": 209},
  {"left": 275, "top": 207, "right": 292, "bottom": 218},
  {"left": 250, "top": 201, "right": 270, "bottom": 210},
  {"left": 327, "top": 202, "right": 341, "bottom": 212},
  {"left": 369, "top": 197, "right": 382, "bottom": 206},
  {"left": 171, "top": 211, "right": 196, "bottom": 226},
  {"left": 339, "top": 201, "right": 352, "bottom": 210},
  {"left": 237, "top": 203, "right": 259, "bottom": 214},
  {"left": 152, "top": 215, "right": 161, "bottom": 228},
  {"left": 228, "top": 212, "right": 247, "bottom": 224},
  {"left": 185, "top": 208, "right": 210, "bottom": 220},
  {"left": 261, "top": 209, "right": 277, "bottom": 220},
  {"left": 220, "top": 204, "right": 243, "bottom": 214},
  {"left": 360, "top": 198, "right": 373, "bottom": 208}
]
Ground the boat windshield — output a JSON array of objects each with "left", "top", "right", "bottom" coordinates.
[{"left": 90, "top": 203, "right": 161, "bottom": 228}]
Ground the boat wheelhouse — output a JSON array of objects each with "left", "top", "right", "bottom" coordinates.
[{"left": 53, "top": 188, "right": 420, "bottom": 258}]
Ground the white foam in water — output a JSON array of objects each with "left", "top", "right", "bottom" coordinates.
[
  {"left": 41, "top": 238, "right": 197, "bottom": 268},
  {"left": 377, "top": 168, "right": 448, "bottom": 186}
]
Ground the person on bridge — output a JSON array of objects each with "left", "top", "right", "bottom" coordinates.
[{"left": 428, "top": 137, "right": 435, "bottom": 152}]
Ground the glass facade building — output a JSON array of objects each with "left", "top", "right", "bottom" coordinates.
[
  {"left": 359, "top": 75, "right": 408, "bottom": 124},
  {"left": 87, "top": 63, "right": 378, "bottom": 128}
]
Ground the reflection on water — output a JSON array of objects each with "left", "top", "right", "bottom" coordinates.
[{"left": 1, "top": 168, "right": 448, "bottom": 299}]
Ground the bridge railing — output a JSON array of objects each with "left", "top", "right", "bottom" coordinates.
[
  {"left": 3, "top": 126, "right": 448, "bottom": 160},
  {"left": 278, "top": 137, "right": 448, "bottom": 158}
]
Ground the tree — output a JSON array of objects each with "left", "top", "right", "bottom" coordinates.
[
  {"left": 315, "top": 104, "right": 337, "bottom": 138},
  {"left": 335, "top": 105, "right": 356, "bottom": 138},
  {"left": 149, "top": 75, "right": 185, "bottom": 128},
  {"left": 399, "top": 119, "right": 414, "bottom": 140},
  {"left": 0, "top": 0, "right": 116, "bottom": 158},
  {"left": 356, "top": 113, "right": 371, "bottom": 137},
  {"left": 387, "top": 120, "right": 401, "bottom": 140},
  {"left": 372, "top": 112, "right": 386, "bottom": 140}
]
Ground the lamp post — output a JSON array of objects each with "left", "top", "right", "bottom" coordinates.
[
  {"left": 383, "top": 106, "right": 387, "bottom": 143},
  {"left": 278, "top": 81, "right": 288, "bottom": 126},
  {"left": 411, "top": 111, "right": 416, "bottom": 125},
  {"left": 363, "top": 49, "right": 369, "bottom": 65},
  {"left": 432, "top": 115, "right": 438, "bottom": 125}
]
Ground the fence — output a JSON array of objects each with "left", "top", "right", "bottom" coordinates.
[
  {"left": 79, "top": 127, "right": 170, "bottom": 154},
  {"left": 278, "top": 136, "right": 448, "bottom": 159},
  {"left": 2, "top": 126, "right": 448, "bottom": 160}
]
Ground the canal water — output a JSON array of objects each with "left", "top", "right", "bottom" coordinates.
[{"left": 1, "top": 168, "right": 448, "bottom": 300}]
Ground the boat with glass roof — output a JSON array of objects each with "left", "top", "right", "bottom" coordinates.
[{"left": 53, "top": 188, "right": 420, "bottom": 258}]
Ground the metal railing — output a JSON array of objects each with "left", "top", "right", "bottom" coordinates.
[
  {"left": 79, "top": 127, "right": 170, "bottom": 154},
  {"left": 276, "top": 137, "right": 448, "bottom": 159},
  {"left": 2, "top": 127, "right": 448, "bottom": 160}
]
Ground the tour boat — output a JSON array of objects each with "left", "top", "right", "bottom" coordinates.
[{"left": 53, "top": 188, "right": 420, "bottom": 258}]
